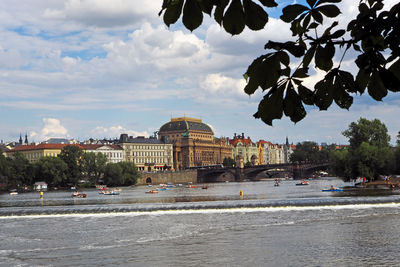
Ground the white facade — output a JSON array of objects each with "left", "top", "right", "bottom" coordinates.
[
  {"left": 82, "top": 145, "right": 124, "bottom": 163},
  {"left": 119, "top": 136, "right": 173, "bottom": 171}
]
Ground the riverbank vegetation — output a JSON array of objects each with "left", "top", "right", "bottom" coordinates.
[
  {"left": 330, "top": 118, "right": 398, "bottom": 181},
  {"left": 0, "top": 145, "right": 139, "bottom": 191}
]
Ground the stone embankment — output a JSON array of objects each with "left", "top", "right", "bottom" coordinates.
[{"left": 137, "top": 170, "right": 197, "bottom": 185}]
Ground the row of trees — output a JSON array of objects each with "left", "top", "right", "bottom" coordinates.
[
  {"left": 291, "top": 118, "right": 400, "bottom": 181},
  {"left": 0, "top": 146, "right": 139, "bottom": 190}
]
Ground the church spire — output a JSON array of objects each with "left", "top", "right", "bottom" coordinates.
[
  {"left": 286, "top": 136, "right": 289, "bottom": 146},
  {"left": 24, "top": 132, "right": 28, "bottom": 145},
  {"left": 19, "top": 133, "right": 23, "bottom": 145}
]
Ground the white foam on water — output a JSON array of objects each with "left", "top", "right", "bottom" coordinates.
[{"left": 0, "top": 202, "right": 399, "bottom": 219}]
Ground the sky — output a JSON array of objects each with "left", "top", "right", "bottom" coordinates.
[{"left": 0, "top": 0, "right": 398, "bottom": 145}]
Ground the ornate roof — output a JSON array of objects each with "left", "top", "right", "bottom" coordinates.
[{"left": 159, "top": 117, "right": 213, "bottom": 134}]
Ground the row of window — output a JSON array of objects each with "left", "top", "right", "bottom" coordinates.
[
  {"left": 129, "top": 157, "right": 171, "bottom": 164},
  {"left": 126, "top": 151, "right": 168, "bottom": 157},
  {"left": 126, "top": 145, "right": 170, "bottom": 150}
]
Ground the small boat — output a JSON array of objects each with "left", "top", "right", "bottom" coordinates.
[
  {"left": 296, "top": 180, "right": 309, "bottom": 186},
  {"left": 202, "top": 185, "right": 208, "bottom": 189},
  {"left": 322, "top": 188, "right": 343, "bottom": 192},
  {"left": 146, "top": 190, "right": 158, "bottom": 194},
  {"left": 9, "top": 192, "right": 18, "bottom": 195},
  {"left": 72, "top": 192, "right": 87, "bottom": 198},
  {"left": 158, "top": 187, "right": 169, "bottom": 191},
  {"left": 103, "top": 191, "right": 120, "bottom": 195},
  {"left": 187, "top": 184, "right": 196, "bottom": 188}
]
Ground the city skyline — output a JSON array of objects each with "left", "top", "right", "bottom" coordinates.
[{"left": 0, "top": 1, "right": 399, "bottom": 145}]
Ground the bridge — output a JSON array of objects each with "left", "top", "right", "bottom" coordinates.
[{"left": 197, "top": 162, "right": 329, "bottom": 183}]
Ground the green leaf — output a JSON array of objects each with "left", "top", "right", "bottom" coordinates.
[
  {"left": 333, "top": 78, "right": 353, "bottom": 110},
  {"left": 284, "top": 86, "right": 307, "bottom": 123},
  {"left": 285, "top": 42, "right": 305, "bottom": 57},
  {"left": 380, "top": 68, "right": 400, "bottom": 92},
  {"left": 243, "top": 0, "right": 269, "bottom": 31},
  {"left": 368, "top": 71, "right": 387, "bottom": 101},
  {"left": 254, "top": 85, "right": 285, "bottom": 125},
  {"left": 198, "top": 0, "right": 214, "bottom": 15},
  {"left": 315, "top": 43, "right": 335, "bottom": 71},
  {"left": 244, "top": 74, "right": 261, "bottom": 95},
  {"left": 303, "top": 45, "right": 316, "bottom": 68},
  {"left": 311, "top": 9, "right": 323, "bottom": 23},
  {"left": 293, "top": 67, "right": 309, "bottom": 78},
  {"left": 306, "top": 0, "right": 318, "bottom": 8},
  {"left": 355, "top": 69, "right": 369, "bottom": 94},
  {"left": 281, "top": 4, "right": 309, "bottom": 23},
  {"left": 317, "top": 5, "right": 341, "bottom": 18},
  {"left": 314, "top": 78, "right": 334, "bottom": 110},
  {"left": 298, "top": 84, "right": 314, "bottom": 105},
  {"left": 258, "top": 0, "right": 278, "bottom": 8},
  {"left": 338, "top": 70, "right": 357, "bottom": 93},
  {"left": 330, "top": 29, "right": 345, "bottom": 39},
  {"left": 214, "top": 0, "right": 229, "bottom": 25},
  {"left": 163, "top": 0, "right": 184, "bottom": 27},
  {"left": 223, "top": 0, "right": 246, "bottom": 35},
  {"left": 182, "top": 0, "right": 203, "bottom": 31},
  {"left": 388, "top": 59, "right": 400, "bottom": 81}
]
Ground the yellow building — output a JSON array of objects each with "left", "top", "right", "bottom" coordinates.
[
  {"left": 158, "top": 117, "right": 232, "bottom": 170},
  {"left": 7, "top": 144, "right": 83, "bottom": 162}
]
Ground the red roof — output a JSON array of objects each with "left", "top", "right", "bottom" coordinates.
[
  {"left": 229, "top": 138, "right": 254, "bottom": 147},
  {"left": 11, "top": 144, "right": 83, "bottom": 152}
]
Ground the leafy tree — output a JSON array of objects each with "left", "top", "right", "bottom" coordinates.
[
  {"left": 58, "top": 145, "right": 84, "bottom": 185},
  {"left": 0, "top": 153, "right": 10, "bottom": 187},
  {"left": 33, "top": 157, "right": 68, "bottom": 186},
  {"left": 332, "top": 117, "right": 392, "bottom": 181},
  {"left": 83, "top": 152, "right": 108, "bottom": 185},
  {"left": 395, "top": 131, "right": 400, "bottom": 174},
  {"left": 290, "top": 141, "right": 320, "bottom": 162},
  {"left": 159, "top": 0, "right": 400, "bottom": 125},
  {"left": 223, "top": 157, "right": 236, "bottom": 167},
  {"left": 103, "top": 163, "right": 123, "bottom": 186},
  {"left": 343, "top": 118, "right": 391, "bottom": 148},
  {"left": 7, "top": 152, "right": 31, "bottom": 188},
  {"left": 119, "top": 161, "right": 139, "bottom": 186},
  {"left": 329, "top": 148, "right": 350, "bottom": 178}
]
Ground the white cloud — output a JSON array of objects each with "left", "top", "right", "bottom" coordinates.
[
  {"left": 29, "top": 118, "right": 69, "bottom": 141},
  {"left": 43, "top": 0, "right": 160, "bottom": 28},
  {"left": 91, "top": 125, "right": 148, "bottom": 139}
]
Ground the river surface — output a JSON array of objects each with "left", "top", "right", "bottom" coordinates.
[{"left": 1, "top": 178, "right": 400, "bottom": 266}]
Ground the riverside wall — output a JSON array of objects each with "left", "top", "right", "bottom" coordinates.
[{"left": 137, "top": 170, "right": 197, "bottom": 185}]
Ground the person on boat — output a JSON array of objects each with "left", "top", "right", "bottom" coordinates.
[{"left": 330, "top": 185, "right": 336, "bottom": 190}]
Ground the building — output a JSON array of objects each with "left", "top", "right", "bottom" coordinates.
[
  {"left": 229, "top": 133, "right": 258, "bottom": 166},
  {"left": 158, "top": 117, "right": 232, "bottom": 170},
  {"left": 118, "top": 134, "right": 173, "bottom": 171},
  {"left": 283, "top": 137, "right": 296, "bottom": 163},
  {"left": 257, "top": 140, "right": 286, "bottom": 165},
  {"left": 0, "top": 143, "right": 9, "bottom": 156},
  {"left": 81, "top": 144, "right": 124, "bottom": 163},
  {"left": 7, "top": 144, "right": 83, "bottom": 163}
]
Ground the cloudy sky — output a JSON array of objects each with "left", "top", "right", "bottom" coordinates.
[{"left": 0, "top": 0, "right": 398, "bottom": 145}]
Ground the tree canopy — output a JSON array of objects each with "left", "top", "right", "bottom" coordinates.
[
  {"left": 331, "top": 117, "right": 392, "bottom": 181},
  {"left": 159, "top": 0, "right": 400, "bottom": 125}
]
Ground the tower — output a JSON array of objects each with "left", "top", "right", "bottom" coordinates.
[
  {"left": 19, "top": 134, "right": 23, "bottom": 145},
  {"left": 24, "top": 133, "right": 28, "bottom": 145}
]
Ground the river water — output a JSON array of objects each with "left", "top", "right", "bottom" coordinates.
[{"left": 1, "top": 178, "right": 400, "bottom": 266}]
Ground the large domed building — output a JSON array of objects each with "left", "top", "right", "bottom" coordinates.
[{"left": 158, "top": 117, "right": 232, "bottom": 170}]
